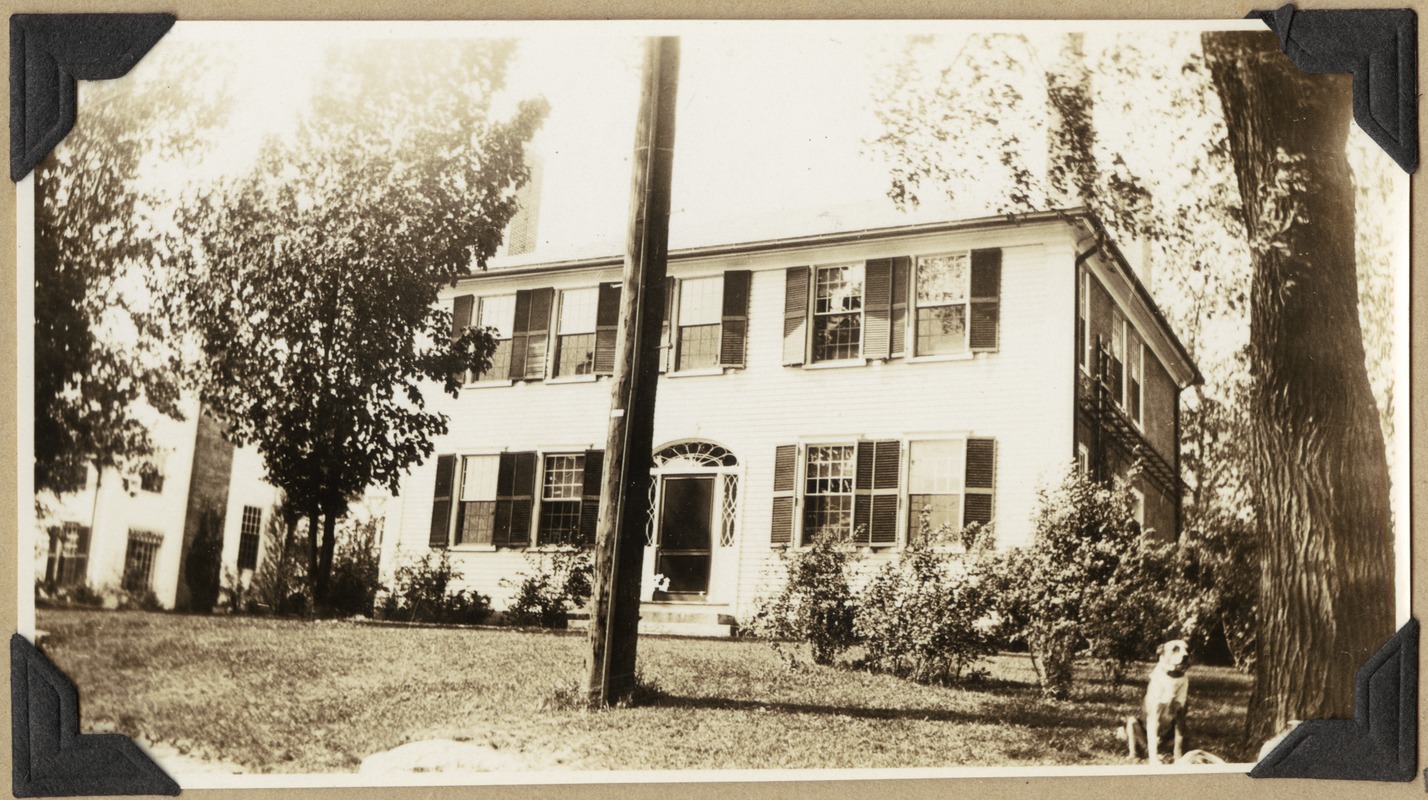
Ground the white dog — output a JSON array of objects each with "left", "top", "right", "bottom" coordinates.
[{"left": 1118, "top": 639, "right": 1191, "bottom": 764}]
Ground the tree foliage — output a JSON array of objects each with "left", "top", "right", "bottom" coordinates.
[
  {"left": 34, "top": 50, "right": 232, "bottom": 496},
  {"left": 175, "top": 40, "right": 548, "bottom": 605}
]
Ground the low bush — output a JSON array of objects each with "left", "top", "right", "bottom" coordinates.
[
  {"left": 747, "top": 531, "right": 860, "bottom": 666},
  {"left": 856, "top": 540, "right": 997, "bottom": 685},
  {"left": 381, "top": 550, "right": 492, "bottom": 626},
  {"left": 324, "top": 517, "right": 383, "bottom": 617},
  {"left": 502, "top": 548, "right": 593, "bottom": 628}
]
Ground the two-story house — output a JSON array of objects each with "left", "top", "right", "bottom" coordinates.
[{"left": 380, "top": 208, "right": 1199, "bottom": 630}]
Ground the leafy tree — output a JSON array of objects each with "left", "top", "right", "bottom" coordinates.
[
  {"left": 175, "top": 40, "right": 548, "bottom": 608},
  {"left": 1202, "top": 30, "right": 1394, "bottom": 742},
  {"left": 34, "top": 50, "right": 231, "bottom": 497}
]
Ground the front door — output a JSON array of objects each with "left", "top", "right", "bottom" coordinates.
[{"left": 654, "top": 475, "right": 714, "bottom": 600}]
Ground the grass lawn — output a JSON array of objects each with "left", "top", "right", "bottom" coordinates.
[{"left": 36, "top": 608, "right": 1256, "bottom": 773}]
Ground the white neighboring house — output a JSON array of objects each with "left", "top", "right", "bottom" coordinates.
[
  {"left": 379, "top": 207, "right": 1200, "bottom": 630},
  {"left": 35, "top": 396, "right": 281, "bottom": 610}
]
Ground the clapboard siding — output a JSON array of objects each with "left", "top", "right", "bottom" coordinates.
[{"left": 390, "top": 221, "right": 1083, "bottom": 619}]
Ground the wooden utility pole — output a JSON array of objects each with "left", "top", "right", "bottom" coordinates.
[{"left": 583, "top": 36, "right": 680, "bottom": 708}]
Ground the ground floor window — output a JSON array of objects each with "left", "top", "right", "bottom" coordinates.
[
  {"left": 907, "top": 439, "right": 964, "bottom": 544},
  {"left": 538, "top": 453, "right": 585, "bottom": 545},
  {"left": 456, "top": 455, "right": 499, "bottom": 545},
  {"left": 45, "top": 522, "right": 90, "bottom": 587},
  {"left": 802, "top": 445, "right": 856, "bottom": 544},
  {"left": 122, "top": 530, "right": 163, "bottom": 593},
  {"left": 238, "top": 505, "right": 262, "bottom": 571}
]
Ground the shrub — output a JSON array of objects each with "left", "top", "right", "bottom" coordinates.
[
  {"left": 747, "top": 531, "right": 860, "bottom": 666},
  {"left": 244, "top": 501, "right": 310, "bottom": 616},
  {"left": 325, "top": 517, "right": 383, "bottom": 617},
  {"left": 181, "top": 503, "right": 224, "bottom": 613},
  {"left": 502, "top": 549, "right": 593, "bottom": 628},
  {"left": 1184, "top": 516, "right": 1259, "bottom": 671},
  {"left": 382, "top": 550, "right": 492, "bottom": 626},
  {"left": 855, "top": 540, "right": 997, "bottom": 684},
  {"left": 989, "top": 468, "right": 1201, "bottom": 696}
]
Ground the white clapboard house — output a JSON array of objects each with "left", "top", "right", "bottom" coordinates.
[{"left": 380, "top": 208, "right": 1200, "bottom": 632}]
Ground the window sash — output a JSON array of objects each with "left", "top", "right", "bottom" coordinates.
[
  {"left": 678, "top": 276, "right": 723, "bottom": 326},
  {"left": 558, "top": 288, "right": 599, "bottom": 335},
  {"left": 555, "top": 332, "right": 596, "bottom": 377},
  {"left": 457, "top": 500, "right": 497, "bottom": 545},
  {"left": 812, "top": 266, "right": 863, "bottom": 362},
  {"left": 676, "top": 323, "right": 721, "bottom": 371},
  {"left": 915, "top": 253, "right": 971, "bottom": 355}
]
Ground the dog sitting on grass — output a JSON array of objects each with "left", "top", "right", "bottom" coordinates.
[{"left": 1116, "top": 639, "right": 1191, "bottom": 764}]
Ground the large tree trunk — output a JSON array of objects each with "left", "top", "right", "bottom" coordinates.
[{"left": 1202, "top": 31, "right": 1395, "bottom": 745}]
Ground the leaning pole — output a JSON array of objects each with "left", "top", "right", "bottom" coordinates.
[{"left": 583, "top": 36, "right": 680, "bottom": 708}]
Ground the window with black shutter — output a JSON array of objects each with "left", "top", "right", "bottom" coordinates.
[
  {"left": 718, "top": 270, "right": 751, "bottom": 369},
  {"left": 451, "top": 294, "right": 474, "bottom": 384},
  {"left": 538, "top": 453, "right": 586, "bottom": 545},
  {"left": 969, "top": 248, "right": 1001, "bottom": 352},
  {"left": 782, "top": 268, "right": 810, "bottom": 366},
  {"left": 238, "top": 505, "right": 262, "bottom": 571},
  {"left": 853, "top": 440, "right": 900, "bottom": 546},
  {"left": 428, "top": 454, "right": 456, "bottom": 548},
  {"left": 964, "top": 438, "right": 996, "bottom": 528},
  {"left": 769, "top": 444, "right": 798, "bottom": 545},
  {"left": 493, "top": 451, "right": 537, "bottom": 547},
  {"left": 509, "top": 288, "right": 554, "bottom": 380},
  {"left": 577, "top": 450, "right": 605, "bottom": 545},
  {"left": 676, "top": 276, "right": 723, "bottom": 370},
  {"left": 593, "top": 283, "right": 621, "bottom": 375},
  {"left": 476, "top": 295, "right": 516, "bottom": 381}
]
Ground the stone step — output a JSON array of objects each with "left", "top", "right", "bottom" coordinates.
[{"left": 566, "top": 610, "right": 736, "bottom": 638}]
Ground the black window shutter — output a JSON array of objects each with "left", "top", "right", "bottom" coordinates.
[
  {"left": 719, "top": 270, "right": 751, "bottom": 368},
  {"left": 428, "top": 454, "right": 456, "bottom": 548},
  {"left": 494, "top": 451, "right": 537, "bottom": 547},
  {"left": 593, "top": 283, "right": 621, "bottom": 375},
  {"left": 578, "top": 450, "right": 605, "bottom": 545},
  {"left": 863, "top": 259, "right": 893, "bottom": 360},
  {"left": 970, "top": 248, "right": 1001, "bottom": 352},
  {"left": 854, "top": 441, "right": 900, "bottom": 546},
  {"left": 964, "top": 438, "right": 996, "bottom": 527},
  {"left": 509, "top": 290, "right": 532, "bottom": 380},
  {"left": 451, "top": 295, "right": 474, "bottom": 384},
  {"left": 659, "top": 277, "right": 677, "bottom": 374},
  {"left": 782, "top": 268, "right": 810, "bottom": 367},
  {"left": 770, "top": 444, "right": 798, "bottom": 545},
  {"left": 890, "top": 256, "right": 910, "bottom": 357},
  {"left": 524, "top": 288, "right": 554, "bottom": 380}
]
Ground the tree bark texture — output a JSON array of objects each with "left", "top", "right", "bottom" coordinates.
[{"left": 1202, "top": 31, "right": 1394, "bottom": 744}]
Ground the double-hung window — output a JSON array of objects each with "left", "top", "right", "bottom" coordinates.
[
  {"left": 914, "top": 253, "right": 970, "bottom": 355},
  {"left": 676, "top": 276, "right": 723, "bottom": 371},
  {"left": 801, "top": 445, "right": 856, "bottom": 543},
  {"left": 812, "top": 265, "right": 864, "bottom": 362},
  {"left": 554, "top": 288, "right": 598, "bottom": 377},
  {"left": 1078, "top": 270, "right": 1092, "bottom": 372},
  {"left": 476, "top": 295, "right": 516, "bottom": 381},
  {"left": 45, "top": 522, "right": 90, "bottom": 587},
  {"left": 122, "top": 530, "right": 162, "bottom": 593},
  {"left": 456, "top": 455, "right": 499, "bottom": 545},
  {"left": 1127, "top": 329, "right": 1144, "bottom": 426},
  {"left": 907, "top": 440, "right": 965, "bottom": 544},
  {"left": 538, "top": 453, "right": 585, "bottom": 544},
  {"left": 1108, "top": 309, "right": 1126, "bottom": 406},
  {"left": 238, "top": 505, "right": 262, "bottom": 571}
]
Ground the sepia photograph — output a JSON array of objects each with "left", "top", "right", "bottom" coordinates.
[{"left": 18, "top": 18, "right": 1409, "bottom": 786}]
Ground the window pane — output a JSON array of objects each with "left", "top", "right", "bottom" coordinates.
[
  {"left": 815, "top": 265, "right": 863, "bottom": 314},
  {"left": 915, "top": 306, "right": 967, "bottom": 355},
  {"left": 805, "top": 495, "right": 853, "bottom": 541},
  {"left": 917, "top": 254, "right": 968, "bottom": 305},
  {"left": 676, "top": 323, "right": 720, "bottom": 371},
  {"left": 457, "top": 500, "right": 496, "bottom": 545},
  {"left": 558, "top": 288, "right": 599, "bottom": 335},
  {"left": 909, "top": 440, "right": 965, "bottom": 494},
  {"left": 909, "top": 494, "right": 962, "bottom": 543},
  {"left": 679, "top": 276, "right": 723, "bottom": 326},
  {"left": 460, "top": 455, "right": 499, "bottom": 501},
  {"left": 478, "top": 295, "right": 516, "bottom": 338},
  {"left": 813, "top": 313, "right": 861, "bottom": 361},
  {"left": 543, "top": 454, "right": 585, "bottom": 500},
  {"left": 555, "top": 333, "right": 596, "bottom": 376}
]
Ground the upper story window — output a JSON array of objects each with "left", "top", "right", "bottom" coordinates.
[
  {"left": 139, "top": 453, "right": 167, "bottom": 493},
  {"left": 476, "top": 295, "right": 515, "bottom": 381},
  {"left": 1108, "top": 308, "right": 1126, "bottom": 407},
  {"left": 555, "top": 288, "right": 599, "bottom": 377},
  {"left": 1078, "top": 270, "right": 1091, "bottom": 372},
  {"left": 1127, "top": 329, "right": 1144, "bottom": 426},
  {"left": 812, "top": 265, "right": 864, "bottom": 362},
  {"left": 659, "top": 271, "right": 750, "bottom": 373},
  {"left": 781, "top": 248, "right": 1000, "bottom": 367},
  {"left": 676, "top": 276, "right": 723, "bottom": 371},
  {"left": 915, "top": 253, "right": 969, "bottom": 356}
]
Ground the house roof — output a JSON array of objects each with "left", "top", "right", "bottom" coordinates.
[{"left": 464, "top": 206, "right": 1203, "bottom": 388}]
